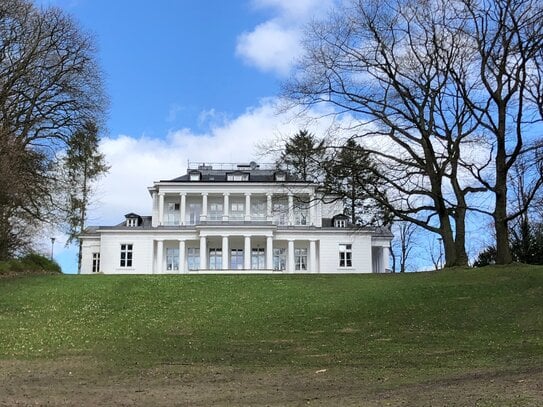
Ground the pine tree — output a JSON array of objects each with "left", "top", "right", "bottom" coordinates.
[{"left": 64, "top": 121, "right": 109, "bottom": 273}]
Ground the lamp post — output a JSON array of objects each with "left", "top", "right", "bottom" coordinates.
[
  {"left": 50, "top": 237, "right": 56, "bottom": 260},
  {"left": 437, "top": 237, "right": 443, "bottom": 270}
]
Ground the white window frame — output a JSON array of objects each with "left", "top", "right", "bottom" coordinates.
[
  {"left": 273, "top": 202, "right": 288, "bottom": 225},
  {"left": 251, "top": 248, "right": 265, "bottom": 269},
  {"left": 209, "top": 202, "right": 223, "bottom": 221},
  {"left": 188, "top": 203, "right": 201, "bottom": 225},
  {"left": 120, "top": 244, "right": 133, "bottom": 268},
  {"left": 339, "top": 244, "right": 352, "bottom": 268},
  {"left": 230, "top": 248, "right": 244, "bottom": 269},
  {"left": 92, "top": 252, "right": 100, "bottom": 273},
  {"left": 208, "top": 248, "right": 222, "bottom": 270},
  {"left": 126, "top": 218, "right": 137, "bottom": 227},
  {"left": 166, "top": 248, "right": 179, "bottom": 271},
  {"left": 190, "top": 172, "right": 201, "bottom": 181},
  {"left": 335, "top": 219, "right": 347, "bottom": 228},
  {"left": 187, "top": 248, "right": 200, "bottom": 270},
  {"left": 227, "top": 173, "right": 249, "bottom": 181},
  {"left": 295, "top": 248, "right": 307, "bottom": 271},
  {"left": 275, "top": 173, "right": 286, "bottom": 181},
  {"left": 273, "top": 248, "right": 286, "bottom": 271},
  {"left": 251, "top": 200, "right": 266, "bottom": 220},
  {"left": 230, "top": 202, "right": 244, "bottom": 220}
]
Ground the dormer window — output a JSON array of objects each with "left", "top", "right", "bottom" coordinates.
[
  {"left": 332, "top": 214, "right": 349, "bottom": 228},
  {"left": 274, "top": 171, "right": 286, "bottom": 182},
  {"left": 226, "top": 171, "right": 249, "bottom": 181},
  {"left": 189, "top": 171, "right": 201, "bottom": 181},
  {"left": 335, "top": 219, "right": 346, "bottom": 228},
  {"left": 125, "top": 213, "right": 142, "bottom": 227}
]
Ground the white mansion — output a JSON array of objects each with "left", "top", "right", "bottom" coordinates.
[{"left": 80, "top": 162, "right": 392, "bottom": 274}]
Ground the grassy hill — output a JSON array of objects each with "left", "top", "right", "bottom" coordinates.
[{"left": 1, "top": 265, "right": 542, "bottom": 405}]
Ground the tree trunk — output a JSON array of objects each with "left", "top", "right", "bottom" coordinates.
[
  {"left": 453, "top": 206, "right": 469, "bottom": 267},
  {"left": 494, "top": 107, "right": 513, "bottom": 264}
]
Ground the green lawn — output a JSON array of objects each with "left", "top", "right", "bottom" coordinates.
[{"left": 1, "top": 265, "right": 542, "bottom": 404}]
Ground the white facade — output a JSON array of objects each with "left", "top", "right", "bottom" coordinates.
[{"left": 79, "top": 163, "right": 392, "bottom": 274}]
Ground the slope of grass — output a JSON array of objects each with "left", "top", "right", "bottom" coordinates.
[{"left": 0, "top": 265, "right": 541, "bottom": 384}]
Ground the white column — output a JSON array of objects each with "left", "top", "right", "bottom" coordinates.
[
  {"left": 288, "top": 240, "right": 295, "bottom": 273},
  {"left": 201, "top": 193, "right": 208, "bottom": 222},
  {"left": 309, "top": 240, "right": 317, "bottom": 273},
  {"left": 178, "top": 240, "right": 185, "bottom": 273},
  {"left": 199, "top": 236, "right": 207, "bottom": 270},
  {"left": 222, "top": 236, "right": 229, "bottom": 270},
  {"left": 288, "top": 193, "right": 294, "bottom": 226},
  {"left": 309, "top": 193, "right": 315, "bottom": 226},
  {"left": 223, "top": 193, "right": 230, "bottom": 221},
  {"left": 266, "top": 193, "right": 273, "bottom": 221},
  {"left": 179, "top": 193, "right": 186, "bottom": 226},
  {"left": 382, "top": 247, "right": 389, "bottom": 273},
  {"left": 158, "top": 193, "right": 165, "bottom": 226},
  {"left": 244, "top": 235, "right": 251, "bottom": 269},
  {"left": 156, "top": 239, "right": 164, "bottom": 274},
  {"left": 245, "top": 193, "right": 251, "bottom": 221},
  {"left": 152, "top": 191, "right": 158, "bottom": 227},
  {"left": 266, "top": 236, "right": 273, "bottom": 270}
]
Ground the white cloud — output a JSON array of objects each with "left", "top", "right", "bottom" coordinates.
[
  {"left": 89, "top": 98, "right": 343, "bottom": 226},
  {"left": 236, "top": 0, "right": 334, "bottom": 76},
  {"left": 236, "top": 21, "right": 301, "bottom": 76}
]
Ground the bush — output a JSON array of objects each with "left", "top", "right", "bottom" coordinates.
[{"left": 0, "top": 253, "right": 61, "bottom": 275}]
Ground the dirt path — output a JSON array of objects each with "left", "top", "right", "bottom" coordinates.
[{"left": 1, "top": 358, "right": 542, "bottom": 406}]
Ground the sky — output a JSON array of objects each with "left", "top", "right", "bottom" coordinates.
[{"left": 35, "top": 0, "right": 340, "bottom": 273}]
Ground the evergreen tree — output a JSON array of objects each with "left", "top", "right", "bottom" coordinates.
[
  {"left": 64, "top": 121, "right": 109, "bottom": 273},
  {"left": 325, "top": 139, "right": 390, "bottom": 226},
  {"left": 278, "top": 130, "right": 325, "bottom": 182}
]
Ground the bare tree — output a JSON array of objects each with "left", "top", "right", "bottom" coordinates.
[
  {"left": 392, "top": 221, "right": 418, "bottom": 273},
  {"left": 457, "top": 0, "right": 543, "bottom": 264},
  {"left": 284, "top": 0, "right": 483, "bottom": 266},
  {"left": 283, "top": 0, "right": 543, "bottom": 266},
  {"left": 0, "top": 0, "right": 106, "bottom": 259}
]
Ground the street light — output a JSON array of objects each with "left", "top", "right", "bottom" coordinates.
[{"left": 50, "top": 237, "right": 56, "bottom": 260}]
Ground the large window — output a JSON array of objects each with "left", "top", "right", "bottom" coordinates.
[
  {"left": 273, "top": 202, "right": 288, "bottom": 225},
  {"left": 187, "top": 248, "right": 200, "bottom": 270},
  {"left": 231, "top": 249, "right": 244, "bottom": 269},
  {"left": 120, "top": 244, "right": 133, "bottom": 268},
  {"left": 251, "top": 200, "right": 266, "bottom": 220},
  {"left": 209, "top": 248, "right": 222, "bottom": 270},
  {"left": 295, "top": 248, "right": 307, "bottom": 271},
  {"left": 188, "top": 203, "right": 201, "bottom": 225},
  {"left": 166, "top": 248, "right": 179, "bottom": 271},
  {"left": 230, "top": 202, "right": 244, "bottom": 220},
  {"left": 339, "top": 244, "right": 352, "bottom": 267},
  {"left": 209, "top": 203, "right": 223, "bottom": 221},
  {"left": 273, "top": 248, "right": 286, "bottom": 271},
  {"left": 92, "top": 252, "right": 100, "bottom": 273},
  {"left": 165, "top": 202, "right": 180, "bottom": 225},
  {"left": 251, "top": 248, "right": 265, "bottom": 269}
]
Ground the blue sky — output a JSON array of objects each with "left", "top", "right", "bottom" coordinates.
[
  {"left": 39, "top": 0, "right": 340, "bottom": 273},
  {"left": 38, "top": 0, "right": 492, "bottom": 273},
  {"left": 48, "top": 1, "right": 278, "bottom": 136}
]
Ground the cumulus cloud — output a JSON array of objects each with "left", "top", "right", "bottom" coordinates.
[
  {"left": 236, "top": 0, "right": 334, "bottom": 76},
  {"left": 89, "top": 98, "right": 345, "bottom": 226},
  {"left": 236, "top": 21, "right": 301, "bottom": 76}
]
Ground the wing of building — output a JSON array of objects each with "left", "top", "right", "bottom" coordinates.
[{"left": 79, "top": 162, "right": 393, "bottom": 274}]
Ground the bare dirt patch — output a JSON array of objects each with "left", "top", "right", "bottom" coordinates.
[{"left": 1, "top": 358, "right": 542, "bottom": 406}]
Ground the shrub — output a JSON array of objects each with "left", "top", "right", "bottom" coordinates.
[{"left": 0, "top": 253, "right": 61, "bottom": 275}]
